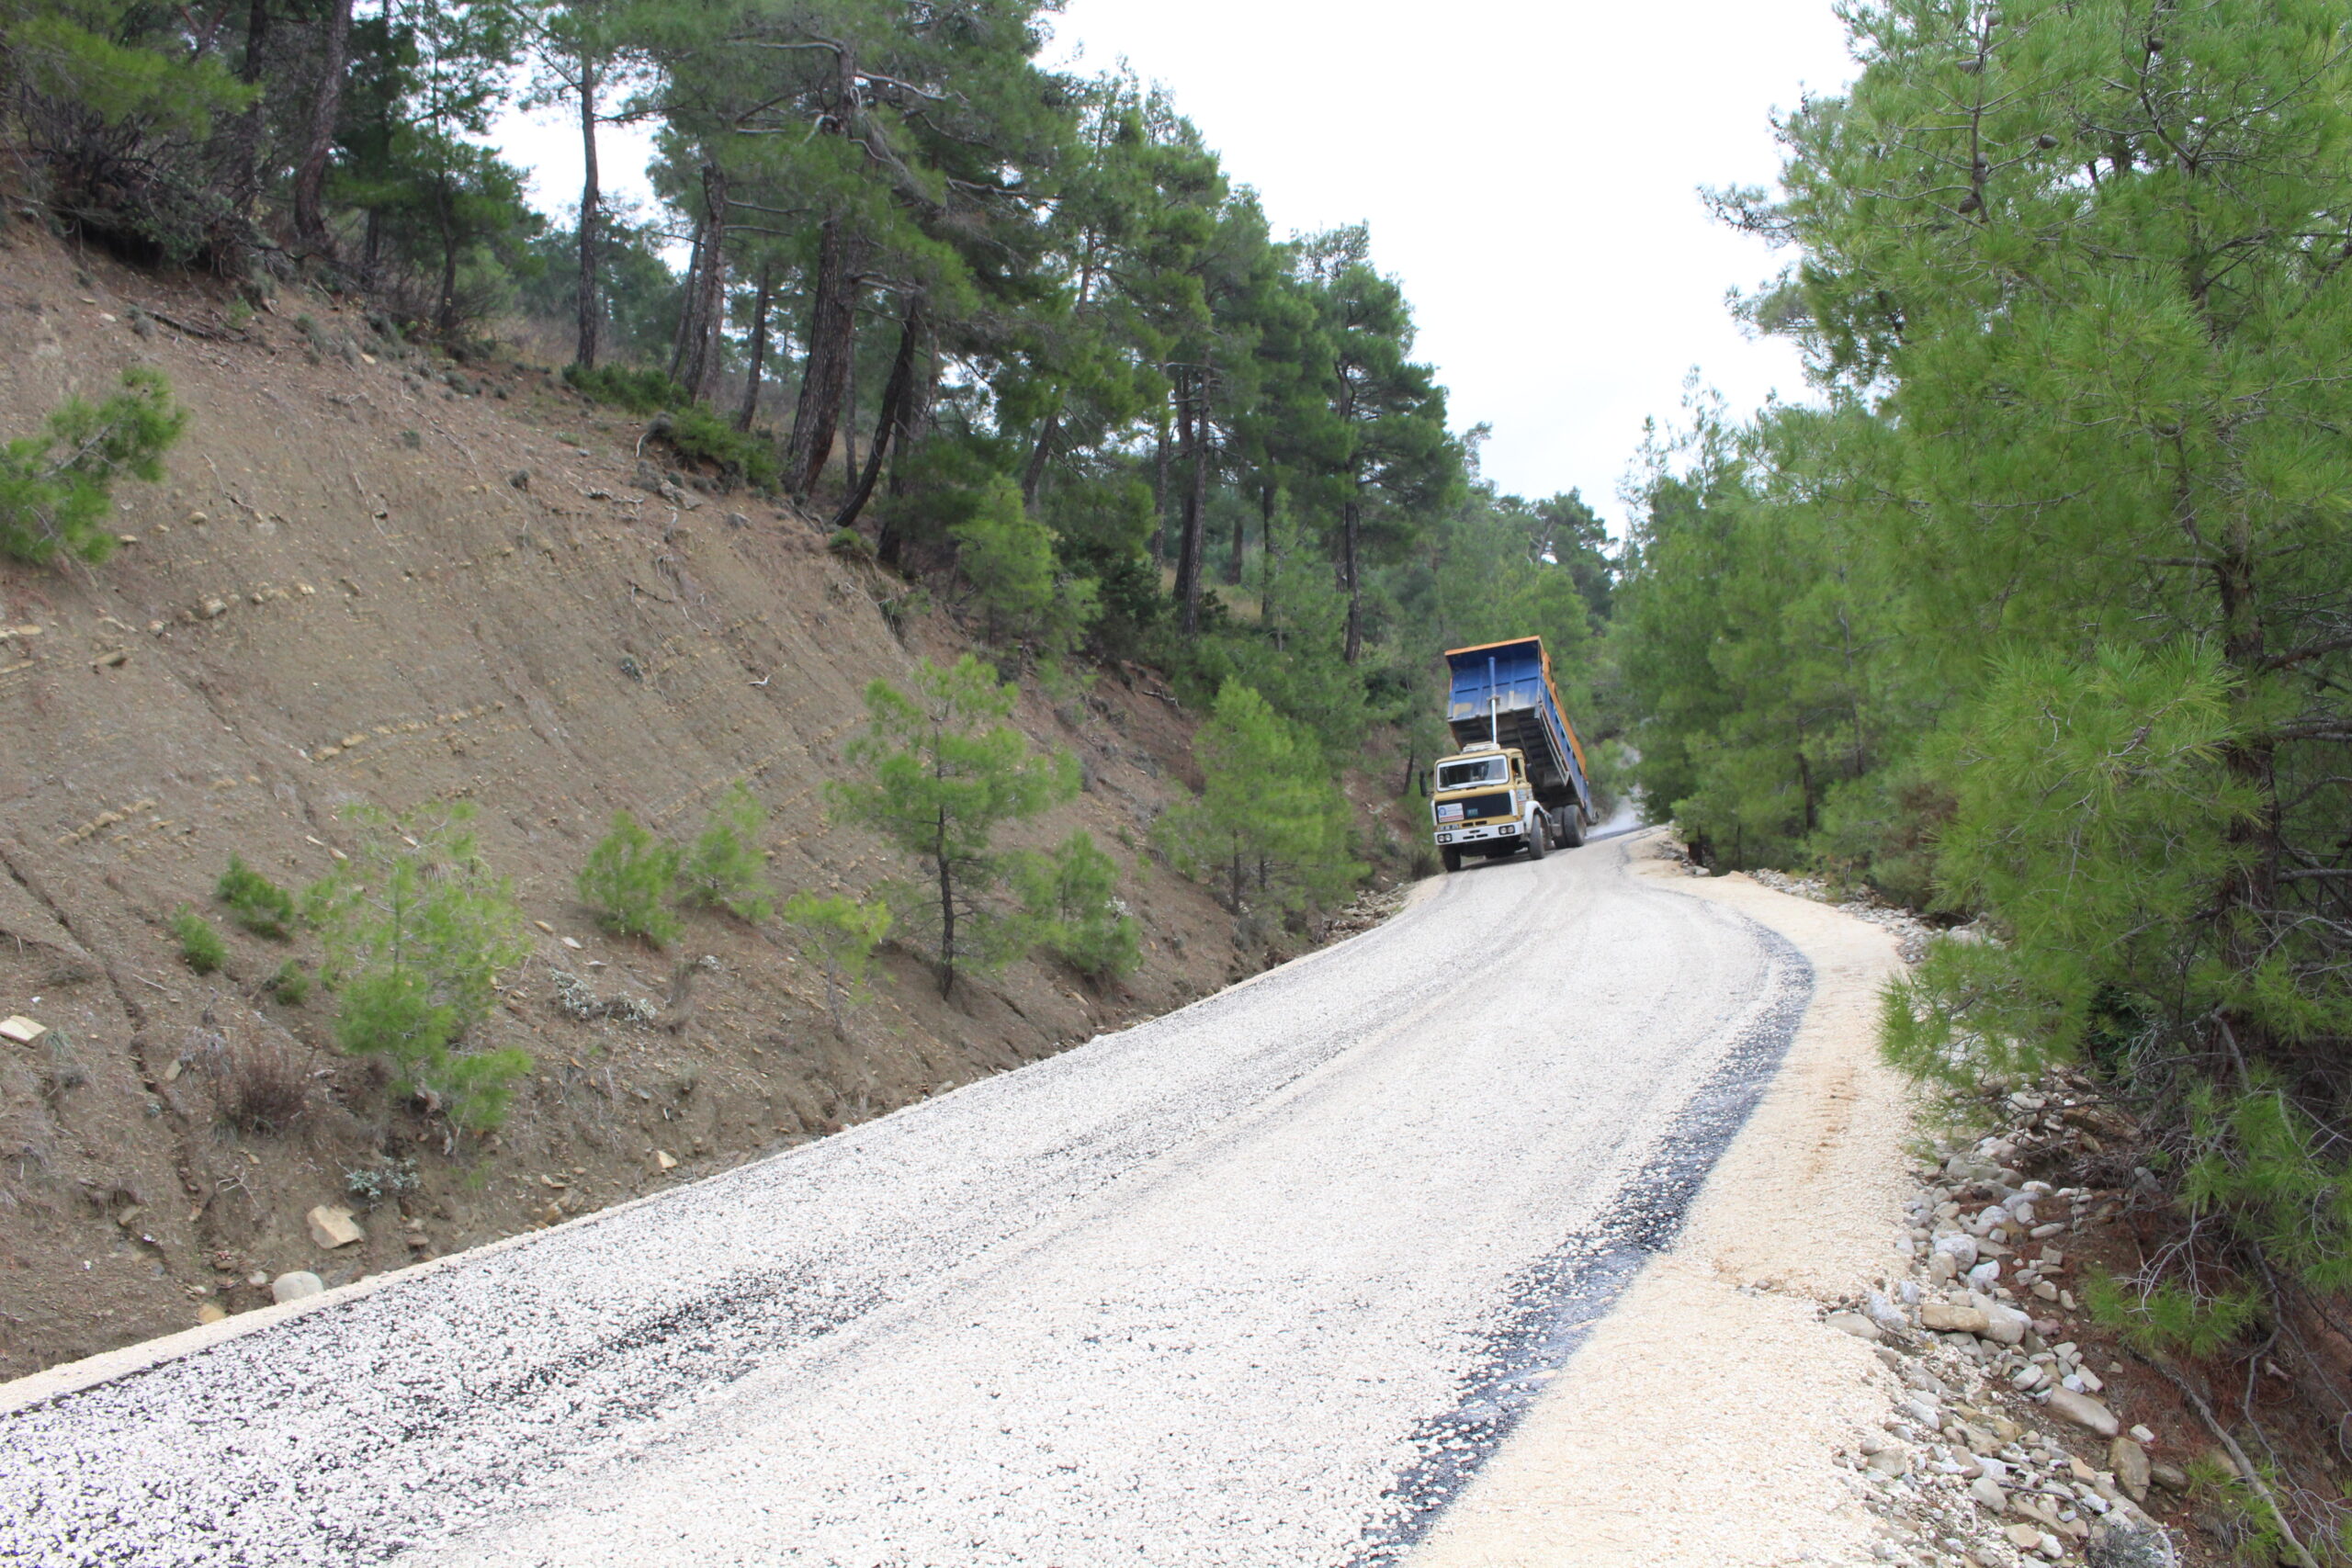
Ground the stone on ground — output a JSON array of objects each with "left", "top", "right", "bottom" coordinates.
[
  {"left": 2108, "top": 1435, "right": 2151, "bottom": 1501},
  {"left": 2045, "top": 1387, "right": 2119, "bottom": 1437},
  {"left": 306, "top": 1206, "right": 365, "bottom": 1249},
  {"left": 272, "top": 1270, "right": 326, "bottom": 1303}
]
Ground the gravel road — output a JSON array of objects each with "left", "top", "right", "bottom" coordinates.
[{"left": 0, "top": 833, "right": 1810, "bottom": 1568}]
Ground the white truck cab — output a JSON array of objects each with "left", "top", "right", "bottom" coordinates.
[{"left": 1429, "top": 742, "right": 1548, "bottom": 872}]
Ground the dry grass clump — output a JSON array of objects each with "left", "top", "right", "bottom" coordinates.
[{"left": 209, "top": 1036, "right": 311, "bottom": 1134}]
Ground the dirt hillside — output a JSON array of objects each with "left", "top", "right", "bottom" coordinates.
[{"left": 0, "top": 220, "right": 1317, "bottom": 1379}]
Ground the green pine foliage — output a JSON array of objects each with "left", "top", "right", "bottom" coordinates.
[
  {"left": 577, "top": 812, "right": 682, "bottom": 945},
  {"left": 827, "top": 656, "right": 1078, "bottom": 995},
  {"left": 779, "top": 891, "right": 891, "bottom": 1037},
  {"left": 952, "top": 476, "right": 1098, "bottom": 661},
  {"left": 1020, "top": 831, "right": 1139, "bottom": 982},
  {"left": 171, "top": 907, "right": 226, "bottom": 975},
  {"left": 306, "top": 805, "right": 531, "bottom": 1133},
  {"left": 1617, "top": 0, "right": 2352, "bottom": 1366},
  {"left": 265, "top": 959, "right": 311, "bottom": 1007},
  {"left": 0, "top": 370, "right": 188, "bottom": 566},
  {"left": 680, "top": 783, "right": 773, "bottom": 923},
  {"left": 657, "top": 404, "right": 780, "bottom": 492},
  {"left": 1156, "top": 681, "right": 1363, "bottom": 922},
  {"left": 562, "top": 364, "right": 687, "bottom": 414},
  {"left": 215, "top": 855, "right": 297, "bottom": 940}
]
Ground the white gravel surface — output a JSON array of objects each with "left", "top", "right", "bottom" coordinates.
[{"left": 0, "top": 834, "right": 1809, "bottom": 1567}]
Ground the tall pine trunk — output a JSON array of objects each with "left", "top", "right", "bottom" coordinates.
[
  {"left": 1150, "top": 417, "right": 1170, "bottom": 562},
  {"left": 434, "top": 172, "right": 459, "bottom": 333},
  {"left": 1175, "top": 372, "right": 1210, "bottom": 635},
  {"left": 841, "top": 296, "right": 920, "bottom": 537},
  {"left": 228, "top": 0, "right": 269, "bottom": 210},
  {"left": 880, "top": 301, "right": 934, "bottom": 533},
  {"left": 1263, "top": 480, "right": 1285, "bottom": 651},
  {"left": 668, "top": 220, "right": 707, "bottom": 384},
  {"left": 786, "top": 219, "right": 860, "bottom": 497},
  {"left": 1340, "top": 491, "right": 1363, "bottom": 664},
  {"left": 573, "top": 52, "right": 600, "bottom": 369},
  {"left": 1225, "top": 477, "right": 1247, "bottom": 586},
  {"left": 842, "top": 330, "right": 860, "bottom": 487},
  {"left": 934, "top": 811, "right": 956, "bottom": 998},
  {"left": 290, "top": 0, "right": 352, "bottom": 256},
  {"left": 1022, "top": 404, "right": 1059, "bottom": 505},
  {"left": 736, "top": 263, "right": 774, "bottom": 431},
  {"left": 674, "top": 164, "right": 729, "bottom": 402}
]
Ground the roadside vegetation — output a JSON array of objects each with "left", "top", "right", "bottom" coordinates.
[
  {"left": 0, "top": 0, "right": 1611, "bottom": 941},
  {"left": 0, "top": 371, "right": 187, "bottom": 565},
  {"left": 1609, "top": 0, "right": 2352, "bottom": 1522}
]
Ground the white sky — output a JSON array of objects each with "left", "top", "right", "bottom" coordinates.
[{"left": 493, "top": 0, "right": 1858, "bottom": 525}]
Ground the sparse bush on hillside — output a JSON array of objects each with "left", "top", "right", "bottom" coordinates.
[
  {"left": 680, "top": 783, "right": 773, "bottom": 923},
  {"left": 578, "top": 812, "right": 682, "bottom": 945},
  {"left": 209, "top": 1036, "right": 310, "bottom": 1134},
  {"left": 658, "top": 404, "right": 780, "bottom": 492},
  {"left": 216, "top": 856, "right": 296, "bottom": 939},
  {"left": 563, "top": 364, "right": 686, "bottom": 414},
  {"left": 1021, "top": 832, "right": 1139, "bottom": 982},
  {"left": 780, "top": 891, "right": 890, "bottom": 1037},
  {"left": 265, "top": 959, "right": 311, "bottom": 1007},
  {"left": 0, "top": 369, "right": 187, "bottom": 565},
  {"left": 306, "top": 804, "right": 531, "bottom": 1134},
  {"left": 172, "top": 907, "right": 225, "bottom": 974}
]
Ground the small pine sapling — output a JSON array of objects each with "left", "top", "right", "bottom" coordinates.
[
  {"left": 680, "top": 783, "right": 774, "bottom": 923},
  {"left": 1022, "top": 831, "right": 1140, "bottom": 982},
  {"left": 216, "top": 855, "right": 297, "bottom": 939},
  {"left": 578, "top": 812, "right": 683, "bottom": 944},
  {"left": 265, "top": 959, "right": 311, "bottom": 1006},
  {"left": 307, "top": 804, "right": 531, "bottom": 1133},
  {"left": 827, "top": 656, "right": 1077, "bottom": 996},
  {"left": 780, "top": 891, "right": 890, "bottom": 1038},
  {"left": 0, "top": 368, "right": 188, "bottom": 565},
  {"left": 172, "top": 906, "right": 226, "bottom": 974}
]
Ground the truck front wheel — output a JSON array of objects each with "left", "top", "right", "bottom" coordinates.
[
  {"left": 1525, "top": 813, "right": 1548, "bottom": 861},
  {"left": 1441, "top": 846, "right": 1463, "bottom": 874}
]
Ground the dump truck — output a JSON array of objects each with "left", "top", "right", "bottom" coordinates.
[{"left": 1429, "top": 637, "right": 1596, "bottom": 873}]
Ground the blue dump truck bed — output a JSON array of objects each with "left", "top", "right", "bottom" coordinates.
[{"left": 1443, "top": 637, "right": 1592, "bottom": 818}]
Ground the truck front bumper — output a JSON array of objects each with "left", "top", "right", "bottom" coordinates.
[{"left": 1434, "top": 819, "right": 1521, "bottom": 846}]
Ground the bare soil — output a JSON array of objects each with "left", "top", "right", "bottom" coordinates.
[{"left": 0, "top": 221, "right": 1396, "bottom": 1379}]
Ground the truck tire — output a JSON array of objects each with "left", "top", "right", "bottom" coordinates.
[
  {"left": 1525, "top": 812, "right": 1548, "bottom": 861},
  {"left": 1441, "top": 846, "right": 1462, "bottom": 874},
  {"left": 1559, "top": 805, "right": 1588, "bottom": 848}
]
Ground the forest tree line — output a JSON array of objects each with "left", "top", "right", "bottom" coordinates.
[
  {"left": 0, "top": 0, "right": 1616, "bottom": 840},
  {"left": 1611, "top": 0, "right": 2352, "bottom": 1476}
]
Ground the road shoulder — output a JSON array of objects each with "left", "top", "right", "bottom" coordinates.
[{"left": 1409, "top": 829, "right": 1917, "bottom": 1568}]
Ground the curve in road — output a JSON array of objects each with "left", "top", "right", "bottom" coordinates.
[{"left": 0, "top": 832, "right": 1809, "bottom": 1567}]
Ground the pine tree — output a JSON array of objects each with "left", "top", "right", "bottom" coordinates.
[
  {"left": 1157, "top": 681, "right": 1362, "bottom": 921},
  {"left": 305, "top": 805, "right": 531, "bottom": 1133},
  {"left": 828, "top": 656, "right": 1077, "bottom": 996}
]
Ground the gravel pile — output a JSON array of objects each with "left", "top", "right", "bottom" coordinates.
[{"left": 0, "top": 841, "right": 1805, "bottom": 1567}]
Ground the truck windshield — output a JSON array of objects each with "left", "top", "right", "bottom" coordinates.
[{"left": 1437, "top": 757, "right": 1508, "bottom": 790}]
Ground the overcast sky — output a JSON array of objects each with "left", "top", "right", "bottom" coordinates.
[{"left": 494, "top": 0, "right": 1857, "bottom": 525}]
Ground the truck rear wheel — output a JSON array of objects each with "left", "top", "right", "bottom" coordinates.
[
  {"left": 1525, "top": 813, "right": 1548, "bottom": 861},
  {"left": 1441, "top": 846, "right": 1462, "bottom": 874},
  {"left": 1559, "top": 805, "right": 1588, "bottom": 848}
]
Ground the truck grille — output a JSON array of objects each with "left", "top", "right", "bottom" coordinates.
[{"left": 1455, "top": 791, "right": 1512, "bottom": 821}]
